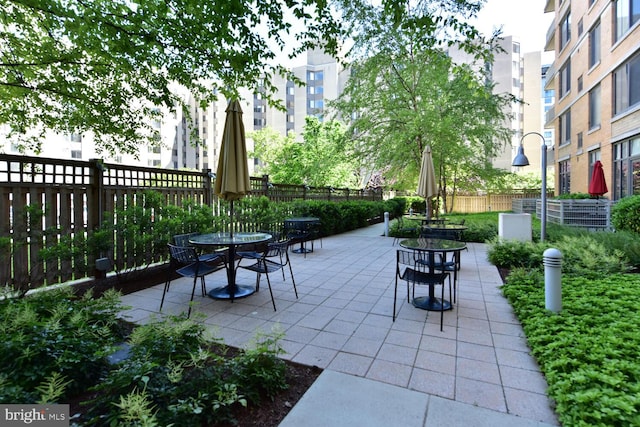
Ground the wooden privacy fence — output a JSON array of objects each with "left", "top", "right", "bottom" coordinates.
[
  {"left": 0, "top": 154, "right": 382, "bottom": 290},
  {"left": 450, "top": 191, "right": 548, "bottom": 213}
]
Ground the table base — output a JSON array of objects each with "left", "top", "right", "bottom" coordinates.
[
  {"left": 208, "top": 285, "right": 255, "bottom": 300},
  {"left": 413, "top": 296, "right": 452, "bottom": 311},
  {"left": 292, "top": 246, "right": 313, "bottom": 254}
]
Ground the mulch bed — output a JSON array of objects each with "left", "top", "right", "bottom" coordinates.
[{"left": 70, "top": 266, "right": 322, "bottom": 427}]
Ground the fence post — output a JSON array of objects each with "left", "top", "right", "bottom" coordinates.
[
  {"left": 203, "top": 169, "right": 213, "bottom": 206},
  {"left": 88, "top": 159, "right": 105, "bottom": 230},
  {"left": 262, "top": 175, "right": 269, "bottom": 197}
]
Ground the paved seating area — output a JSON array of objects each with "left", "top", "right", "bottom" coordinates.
[{"left": 119, "top": 223, "right": 559, "bottom": 426}]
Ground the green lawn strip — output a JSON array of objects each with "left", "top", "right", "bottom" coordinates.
[{"left": 502, "top": 274, "right": 640, "bottom": 426}]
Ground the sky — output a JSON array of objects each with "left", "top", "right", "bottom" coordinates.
[{"left": 473, "top": 0, "right": 554, "bottom": 54}]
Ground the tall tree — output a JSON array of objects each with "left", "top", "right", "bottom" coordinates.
[
  {"left": 250, "top": 117, "right": 360, "bottom": 188},
  {"left": 330, "top": 1, "right": 514, "bottom": 211}
]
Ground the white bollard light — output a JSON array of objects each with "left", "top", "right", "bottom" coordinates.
[
  {"left": 384, "top": 212, "right": 390, "bottom": 237},
  {"left": 543, "top": 248, "right": 563, "bottom": 313}
]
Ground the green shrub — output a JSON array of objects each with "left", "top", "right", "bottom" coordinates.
[
  {"left": 486, "top": 238, "right": 543, "bottom": 270},
  {"left": 0, "top": 288, "right": 126, "bottom": 403},
  {"left": 553, "top": 192, "right": 592, "bottom": 199},
  {"left": 85, "top": 316, "right": 288, "bottom": 427},
  {"left": 611, "top": 195, "right": 640, "bottom": 234},
  {"left": 488, "top": 234, "right": 630, "bottom": 278},
  {"left": 552, "top": 236, "right": 629, "bottom": 278},
  {"left": 591, "top": 230, "right": 640, "bottom": 269},
  {"left": 389, "top": 217, "right": 420, "bottom": 238},
  {"left": 461, "top": 222, "right": 498, "bottom": 243}
]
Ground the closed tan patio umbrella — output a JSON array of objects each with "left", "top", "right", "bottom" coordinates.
[
  {"left": 417, "top": 146, "right": 438, "bottom": 216},
  {"left": 215, "top": 99, "right": 251, "bottom": 236}
]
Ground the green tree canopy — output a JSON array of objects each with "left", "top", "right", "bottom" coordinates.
[
  {"left": 250, "top": 117, "right": 361, "bottom": 188},
  {"left": 0, "top": 0, "right": 344, "bottom": 156},
  {"left": 330, "top": 1, "right": 513, "bottom": 211},
  {"left": 1, "top": 0, "right": 486, "bottom": 158}
]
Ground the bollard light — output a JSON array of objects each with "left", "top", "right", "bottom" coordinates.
[
  {"left": 543, "top": 248, "right": 562, "bottom": 312},
  {"left": 384, "top": 212, "right": 390, "bottom": 237}
]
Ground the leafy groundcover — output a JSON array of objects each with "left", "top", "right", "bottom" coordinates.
[{"left": 502, "top": 272, "right": 640, "bottom": 426}]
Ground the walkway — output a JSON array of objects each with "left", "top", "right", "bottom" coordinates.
[{"left": 119, "top": 223, "right": 559, "bottom": 426}]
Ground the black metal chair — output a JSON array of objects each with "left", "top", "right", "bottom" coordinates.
[
  {"left": 392, "top": 216, "right": 419, "bottom": 246},
  {"left": 419, "top": 227, "right": 459, "bottom": 240},
  {"left": 393, "top": 249, "right": 450, "bottom": 331},
  {"left": 161, "top": 244, "right": 226, "bottom": 318},
  {"left": 237, "top": 239, "right": 298, "bottom": 311},
  {"left": 173, "top": 233, "right": 223, "bottom": 263}
]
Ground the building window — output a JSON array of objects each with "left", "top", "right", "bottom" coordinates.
[
  {"left": 559, "top": 110, "right": 571, "bottom": 145},
  {"left": 71, "top": 150, "right": 82, "bottom": 159},
  {"left": 559, "top": 160, "right": 571, "bottom": 195},
  {"left": 560, "top": 12, "right": 571, "bottom": 50},
  {"left": 589, "top": 84, "right": 601, "bottom": 129},
  {"left": 578, "top": 18, "right": 584, "bottom": 36},
  {"left": 615, "top": 0, "right": 640, "bottom": 42},
  {"left": 613, "top": 52, "right": 640, "bottom": 115},
  {"left": 67, "top": 133, "right": 82, "bottom": 143},
  {"left": 560, "top": 61, "right": 571, "bottom": 98},
  {"left": 613, "top": 137, "right": 640, "bottom": 199},
  {"left": 308, "top": 99, "right": 324, "bottom": 109},
  {"left": 308, "top": 70, "right": 324, "bottom": 81},
  {"left": 589, "top": 21, "right": 601, "bottom": 68},
  {"left": 577, "top": 132, "right": 583, "bottom": 149},
  {"left": 578, "top": 75, "right": 583, "bottom": 92}
]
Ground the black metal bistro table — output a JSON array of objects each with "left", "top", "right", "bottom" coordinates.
[
  {"left": 189, "top": 232, "right": 272, "bottom": 300},
  {"left": 399, "top": 238, "right": 467, "bottom": 311},
  {"left": 284, "top": 217, "right": 320, "bottom": 254}
]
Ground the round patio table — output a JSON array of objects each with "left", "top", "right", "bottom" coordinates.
[
  {"left": 399, "top": 238, "right": 467, "bottom": 311},
  {"left": 284, "top": 217, "right": 320, "bottom": 254},
  {"left": 189, "top": 232, "right": 272, "bottom": 300}
]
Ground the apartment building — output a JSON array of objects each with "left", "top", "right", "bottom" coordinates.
[
  {"left": 544, "top": 0, "right": 640, "bottom": 199},
  {"left": 252, "top": 49, "right": 349, "bottom": 138},
  {"left": 449, "top": 37, "right": 554, "bottom": 175}
]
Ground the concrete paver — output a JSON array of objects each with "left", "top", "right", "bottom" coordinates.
[{"left": 119, "top": 222, "right": 560, "bottom": 426}]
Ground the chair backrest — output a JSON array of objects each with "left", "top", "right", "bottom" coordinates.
[
  {"left": 265, "top": 239, "right": 290, "bottom": 259},
  {"left": 173, "top": 233, "right": 199, "bottom": 247},
  {"left": 396, "top": 249, "right": 419, "bottom": 268},
  {"left": 168, "top": 244, "right": 198, "bottom": 265},
  {"left": 420, "top": 227, "right": 458, "bottom": 240}
]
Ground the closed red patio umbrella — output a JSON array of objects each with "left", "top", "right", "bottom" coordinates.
[{"left": 588, "top": 160, "right": 608, "bottom": 197}]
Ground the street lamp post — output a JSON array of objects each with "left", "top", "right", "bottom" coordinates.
[{"left": 512, "top": 132, "right": 547, "bottom": 242}]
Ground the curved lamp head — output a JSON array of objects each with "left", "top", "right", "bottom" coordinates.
[{"left": 512, "top": 145, "right": 530, "bottom": 167}]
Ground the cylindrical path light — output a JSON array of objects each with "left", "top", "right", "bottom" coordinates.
[{"left": 543, "top": 248, "right": 563, "bottom": 313}]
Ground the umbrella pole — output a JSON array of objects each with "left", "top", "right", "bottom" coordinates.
[{"left": 229, "top": 200, "right": 234, "bottom": 238}]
